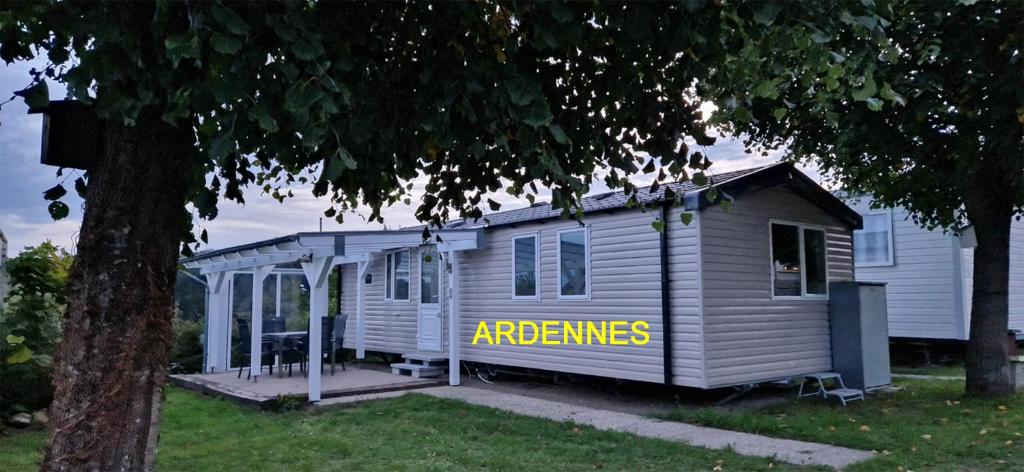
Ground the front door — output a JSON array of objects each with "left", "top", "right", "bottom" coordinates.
[{"left": 417, "top": 249, "right": 443, "bottom": 351}]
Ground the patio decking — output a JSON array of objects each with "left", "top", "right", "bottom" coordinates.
[{"left": 170, "top": 364, "right": 444, "bottom": 410}]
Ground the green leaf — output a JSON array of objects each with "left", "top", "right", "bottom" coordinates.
[
  {"left": 211, "top": 33, "right": 243, "bottom": 54},
  {"left": 773, "top": 107, "right": 788, "bottom": 120},
  {"left": 47, "top": 201, "right": 69, "bottom": 220},
  {"left": 337, "top": 146, "right": 357, "bottom": 170},
  {"left": 680, "top": 212, "right": 694, "bottom": 226},
  {"left": 752, "top": 2, "right": 783, "bottom": 25},
  {"left": 74, "top": 177, "right": 88, "bottom": 198},
  {"left": 506, "top": 77, "right": 542, "bottom": 106},
  {"left": 487, "top": 199, "right": 501, "bottom": 211},
  {"left": 706, "top": 186, "right": 719, "bottom": 202},
  {"left": 6, "top": 345, "right": 32, "bottom": 364},
  {"left": 754, "top": 80, "right": 779, "bottom": 99},
  {"left": 43, "top": 184, "right": 67, "bottom": 201},
  {"left": 523, "top": 100, "right": 553, "bottom": 128},
  {"left": 164, "top": 34, "right": 199, "bottom": 68},
  {"left": 14, "top": 81, "right": 49, "bottom": 109},
  {"left": 6, "top": 334, "right": 25, "bottom": 345},
  {"left": 284, "top": 83, "right": 325, "bottom": 115},
  {"left": 651, "top": 219, "right": 665, "bottom": 232},
  {"left": 865, "top": 97, "right": 883, "bottom": 111},
  {"left": 291, "top": 38, "right": 324, "bottom": 61},
  {"left": 720, "top": 199, "right": 733, "bottom": 213},
  {"left": 851, "top": 75, "right": 877, "bottom": 101},
  {"left": 211, "top": 3, "right": 250, "bottom": 36},
  {"left": 548, "top": 125, "right": 571, "bottom": 146}
]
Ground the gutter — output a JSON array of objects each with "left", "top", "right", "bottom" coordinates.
[{"left": 659, "top": 202, "right": 674, "bottom": 385}]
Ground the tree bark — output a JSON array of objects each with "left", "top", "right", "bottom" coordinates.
[
  {"left": 964, "top": 191, "right": 1015, "bottom": 397},
  {"left": 42, "top": 111, "right": 196, "bottom": 471}
]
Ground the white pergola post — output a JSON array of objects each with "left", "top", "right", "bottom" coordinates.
[
  {"left": 204, "top": 271, "right": 229, "bottom": 373},
  {"left": 355, "top": 257, "right": 370, "bottom": 359},
  {"left": 301, "top": 256, "right": 334, "bottom": 403},
  {"left": 249, "top": 265, "right": 274, "bottom": 381},
  {"left": 447, "top": 250, "right": 461, "bottom": 386}
]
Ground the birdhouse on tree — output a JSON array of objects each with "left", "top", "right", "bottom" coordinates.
[{"left": 28, "top": 100, "right": 103, "bottom": 171}]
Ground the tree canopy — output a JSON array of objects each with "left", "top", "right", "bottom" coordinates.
[
  {"left": 3, "top": 1, "right": 740, "bottom": 245},
  {"left": 703, "top": 0, "right": 1023, "bottom": 229}
]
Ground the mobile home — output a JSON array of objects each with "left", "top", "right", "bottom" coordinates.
[
  {"left": 845, "top": 197, "right": 1024, "bottom": 340},
  {"left": 184, "top": 162, "right": 866, "bottom": 400}
]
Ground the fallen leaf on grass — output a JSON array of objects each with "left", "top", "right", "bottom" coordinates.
[
  {"left": 921, "top": 434, "right": 932, "bottom": 440},
  {"left": 859, "top": 425, "right": 871, "bottom": 432},
  {"left": 828, "top": 426, "right": 837, "bottom": 432},
  {"left": 1005, "top": 440, "right": 1014, "bottom": 447},
  {"left": 980, "top": 429, "right": 988, "bottom": 435},
  {"left": 998, "top": 405, "right": 1008, "bottom": 411}
]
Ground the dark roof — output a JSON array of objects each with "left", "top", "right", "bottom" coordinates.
[{"left": 441, "top": 162, "right": 864, "bottom": 230}]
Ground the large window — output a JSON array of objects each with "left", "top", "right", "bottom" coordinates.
[
  {"left": 385, "top": 250, "right": 410, "bottom": 301},
  {"left": 557, "top": 227, "right": 590, "bottom": 300},
  {"left": 854, "top": 211, "right": 894, "bottom": 267},
  {"left": 512, "top": 233, "right": 539, "bottom": 299},
  {"left": 770, "top": 221, "right": 829, "bottom": 298}
]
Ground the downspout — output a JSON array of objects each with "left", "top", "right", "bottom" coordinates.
[{"left": 660, "top": 202, "right": 674, "bottom": 385}]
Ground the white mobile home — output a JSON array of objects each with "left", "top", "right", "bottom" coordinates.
[
  {"left": 184, "top": 163, "right": 865, "bottom": 400},
  {"left": 845, "top": 197, "right": 1024, "bottom": 340}
]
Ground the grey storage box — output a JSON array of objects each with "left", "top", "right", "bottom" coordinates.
[{"left": 829, "top": 281, "right": 892, "bottom": 391}]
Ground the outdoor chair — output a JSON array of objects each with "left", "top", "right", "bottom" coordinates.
[
  {"left": 262, "top": 317, "right": 285, "bottom": 334},
  {"left": 331, "top": 314, "right": 349, "bottom": 375},
  {"left": 307, "top": 316, "right": 335, "bottom": 375},
  {"left": 235, "top": 319, "right": 274, "bottom": 379},
  {"left": 280, "top": 335, "right": 306, "bottom": 377}
]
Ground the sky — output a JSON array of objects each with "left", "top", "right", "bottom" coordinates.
[{"left": 0, "top": 59, "right": 815, "bottom": 256}]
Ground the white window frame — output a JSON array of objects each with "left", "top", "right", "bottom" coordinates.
[
  {"left": 511, "top": 232, "right": 541, "bottom": 301},
  {"left": 384, "top": 249, "right": 411, "bottom": 302},
  {"left": 768, "top": 219, "right": 830, "bottom": 301},
  {"left": 853, "top": 209, "right": 895, "bottom": 268},
  {"left": 556, "top": 226, "right": 591, "bottom": 301}
]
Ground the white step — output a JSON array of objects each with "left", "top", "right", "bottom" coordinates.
[
  {"left": 390, "top": 362, "right": 446, "bottom": 378},
  {"left": 825, "top": 388, "right": 864, "bottom": 399},
  {"left": 402, "top": 352, "right": 448, "bottom": 366}
]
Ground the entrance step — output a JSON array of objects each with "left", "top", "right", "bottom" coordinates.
[
  {"left": 402, "top": 352, "right": 448, "bottom": 367},
  {"left": 390, "top": 362, "right": 446, "bottom": 379}
]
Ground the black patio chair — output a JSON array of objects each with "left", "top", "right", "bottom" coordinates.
[
  {"left": 280, "top": 334, "right": 306, "bottom": 377},
  {"left": 236, "top": 319, "right": 274, "bottom": 379},
  {"left": 262, "top": 317, "right": 285, "bottom": 334},
  {"left": 331, "top": 314, "right": 349, "bottom": 375},
  {"left": 310, "top": 316, "right": 335, "bottom": 375}
]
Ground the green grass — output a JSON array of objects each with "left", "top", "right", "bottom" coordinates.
[
  {"left": 658, "top": 379, "right": 1023, "bottom": 471},
  {"left": 891, "top": 364, "right": 966, "bottom": 378},
  {"left": 2, "top": 388, "right": 800, "bottom": 472}
]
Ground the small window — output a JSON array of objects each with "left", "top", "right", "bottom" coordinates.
[
  {"left": 770, "top": 222, "right": 829, "bottom": 298},
  {"left": 385, "top": 250, "right": 410, "bottom": 301},
  {"left": 512, "top": 233, "right": 539, "bottom": 299},
  {"left": 854, "top": 211, "right": 894, "bottom": 267},
  {"left": 557, "top": 227, "right": 590, "bottom": 299}
]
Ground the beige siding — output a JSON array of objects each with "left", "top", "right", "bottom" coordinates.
[
  {"left": 666, "top": 206, "right": 706, "bottom": 387},
  {"left": 963, "top": 217, "right": 1024, "bottom": 334},
  {"left": 457, "top": 210, "right": 669, "bottom": 384},
  {"left": 340, "top": 250, "right": 424, "bottom": 354},
  {"left": 848, "top": 199, "right": 964, "bottom": 339},
  {"left": 700, "top": 186, "right": 854, "bottom": 388}
]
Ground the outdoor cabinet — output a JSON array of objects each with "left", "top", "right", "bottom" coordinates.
[{"left": 829, "top": 281, "right": 892, "bottom": 391}]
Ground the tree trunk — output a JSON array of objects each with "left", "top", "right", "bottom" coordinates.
[
  {"left": 964, "top": 193, "right": 1014, "bottom": 397},
  {"left": 42, "top": 111, "right": 196, "bottom": 471}
]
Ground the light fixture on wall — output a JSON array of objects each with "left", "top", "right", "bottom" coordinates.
[{"left": 364, "top": 273, "right": 372, "bottom": 284}]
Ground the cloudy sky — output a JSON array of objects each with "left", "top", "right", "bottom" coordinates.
[{"left": 1, "top": 59, "right": 813, "bottom": 256}]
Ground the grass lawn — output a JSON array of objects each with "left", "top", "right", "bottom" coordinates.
[
  {"left": 2, "top": 388, "right": 798, "bottom": 472},
  {"left": 891, "top": 364, "right": 966, "bottom": 378},
  {"left": 658, "top": 379, "right": 1023, "bottom": 471}
]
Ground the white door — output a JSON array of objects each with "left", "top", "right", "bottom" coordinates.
[{"left": 418, "top": 249, "right": 443, "bottom": 351}]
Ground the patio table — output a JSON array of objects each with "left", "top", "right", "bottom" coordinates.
[{"left": 262, "top": 331, "right": 307, "bottom": 378}]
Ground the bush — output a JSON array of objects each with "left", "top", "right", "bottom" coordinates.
[
  {"left": 0, "top": 242, "right": 70, "bottom": 417},
  {"left": 169, "top": 317, "right": 204, "bottom": 374}
]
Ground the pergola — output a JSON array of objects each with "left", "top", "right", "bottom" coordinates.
[{"left": 182, "top": 229, "right": 483, "bottom": 402}]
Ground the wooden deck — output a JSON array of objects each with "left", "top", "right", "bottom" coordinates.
[{"left": 170, "top": 364, "right": 444, "bottom": 410}]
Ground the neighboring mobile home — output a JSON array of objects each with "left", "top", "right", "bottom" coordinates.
[
  {"left": 845, "top": 197, "right": 1024, "bottom": 340},
  {"left": 184, "top": 162, "right": 864, "bottom": 400}
]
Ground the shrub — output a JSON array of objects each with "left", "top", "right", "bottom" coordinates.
[
  {"left": 169, "top": 317, "right": 204, "bottom": 374},
  {"left": 0, "top": 242, "right": 70, "bottom": 417}
]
